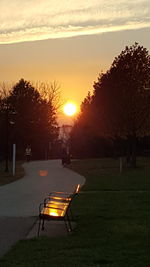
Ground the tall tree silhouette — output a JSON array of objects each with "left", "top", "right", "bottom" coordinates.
[
  {"left": 7, "top": 79, "right": 58, "bottom": 159},
  {"left": 92, "top": 43, "right": 150, "bottom": 167},
  {"left": 71, "top": 43, "right": 150, "bottom": 166},
  {"left": 71, "top": 92, "right": 108, "bottom": 157},
  {"left": 71, "top": 92, "right": 92, "bottom": 157}
]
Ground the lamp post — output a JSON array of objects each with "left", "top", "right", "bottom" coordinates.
[
  {"left": 5, "top": 104, "right": 9, "bottom": 172},
  {"left": 4, "top": 102, "right": 16, "bottom": 172}
]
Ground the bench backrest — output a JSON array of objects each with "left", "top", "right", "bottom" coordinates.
[{"left": 39, "top": 184, "right": 80, "bottom": 218}]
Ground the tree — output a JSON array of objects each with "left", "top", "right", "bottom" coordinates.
[
  {"left": 35, "top": 81, "right": 62, "bottom": 111},
  {"left": 6, "top": 79, "right": 59, "bottom": 159},
  {"left": 33, "top": 80, "right": 61, "bottom": 158},
  {"left": 71, "top": 92, "right": 92, "bottom": 157},
  {"left": 92, "top": 43, "right": 150, "bottom": 167},
  {"left": 71, "top": 91, "right": 113, "bottom": 158},
  {"left": 0, "top": 82, "right": 14, "bottom": 170}
]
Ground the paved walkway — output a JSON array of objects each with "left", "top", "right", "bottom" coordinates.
[{"left": 0, "top": 160, "right": 85, "bottom": 257}]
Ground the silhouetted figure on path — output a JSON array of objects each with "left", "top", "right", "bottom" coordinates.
[
  {"left": 25, "top": 145, "right": 32, "bottom": 162},
  {"left": 61, "top": 146, "right": 70, "bottom": 167}
]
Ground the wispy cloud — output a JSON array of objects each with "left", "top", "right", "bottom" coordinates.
[{"left": 0, "top": 0, "right": 150, "bottom": 44}]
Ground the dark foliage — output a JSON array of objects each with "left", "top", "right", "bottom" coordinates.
[
  {"left": 0, "top": 79, "right": 59, "bottom": 160},
  {"left": 71, "top": 43, "right": 150, "bottom": 166}
]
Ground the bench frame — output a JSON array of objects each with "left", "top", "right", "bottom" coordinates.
[{"left": 37, "top": 184, "right": 80, "bottom": 237}]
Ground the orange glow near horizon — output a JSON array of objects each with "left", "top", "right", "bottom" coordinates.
[{"left": 63, "top": 102, "right": 77, "bottom": 117}]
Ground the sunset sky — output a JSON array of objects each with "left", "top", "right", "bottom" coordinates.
[{"left": 0, "top": 0, "right": 150, "bottom": 123}]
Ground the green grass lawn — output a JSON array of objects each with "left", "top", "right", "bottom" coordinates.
[
  {"left": 1, "top": 157, "right": 150, "bottom": 266},
  {"left": 70, "top": 157, "right": 150, "bottom": 191},
  {"left": 0, "top": 161, "right": 25, "bottom": 186}
]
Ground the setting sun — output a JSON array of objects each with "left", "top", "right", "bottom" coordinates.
[{"left": 63, "top": 102, "right": 77, "bottom": 116}]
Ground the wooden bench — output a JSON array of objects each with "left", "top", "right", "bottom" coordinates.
[{"left": 37, "top": 184, "right": 80, "bottom": 236}]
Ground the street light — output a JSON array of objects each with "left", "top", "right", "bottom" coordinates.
[
  {"left": 5, "top": 104, "right": 9, "bottom": 172},
  {"left": 4, "top": 103, "right": 16, "bottom": 172}
]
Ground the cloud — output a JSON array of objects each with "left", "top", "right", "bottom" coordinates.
[{"left": 0, "top": 0, "right": 150, "bottom": 44}]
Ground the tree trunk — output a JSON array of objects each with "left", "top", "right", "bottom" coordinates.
[
  {"left": 126, "top": 136, "right": 137, "bottom": 168},
  {"left": 131, "top": 135, "right": 137, "bottom": 168},
  {"left": 126, "top": 138, "right": 131, "bottom": 167}
]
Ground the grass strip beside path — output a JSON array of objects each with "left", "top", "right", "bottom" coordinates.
[
  {"left": 0, "top": 161, "right": 25, "bottom": 186},
  {"left": 0, "top": 158, "right": 150, "bottom": 266}
]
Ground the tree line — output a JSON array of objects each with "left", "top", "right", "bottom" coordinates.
[
  {"left": 1, "top": 43, "right": 150, "bottom": 167},
  {"left": 71, "top": 43, "right": 150, "bottom": 167},
  {"left": 0, "top": 79, "right": 60, "bottom": 161}
]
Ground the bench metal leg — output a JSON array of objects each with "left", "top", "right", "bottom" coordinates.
[
  {"left": 37, "top": 217, "right": 45, "bottom": 237},
  {"left": 41, "top": 218, "right": 45, "bottom": 230},
  {"left": 64, "top": 217, "right": 69, "bottom": 232},
  {"left": 37, "top": 217, "right": 41, "bottom": 237},
  {"left": 69, "top": 208, "right": 74, "bottom": 221},
  {"left": 65, "top": 212, "right": 72, "bottom": 232}
]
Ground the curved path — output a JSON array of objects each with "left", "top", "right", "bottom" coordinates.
[{"left": 0, "top": 160, "right": 85, "bottom": 257}]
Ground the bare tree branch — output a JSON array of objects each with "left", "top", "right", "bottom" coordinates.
[{"left": 34, "top": 81, "right": 62, "bottom": 112}]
